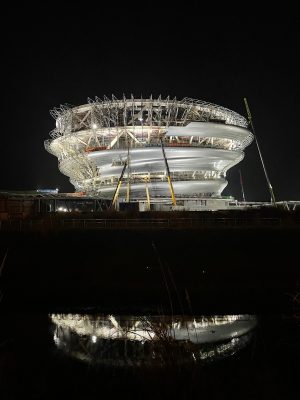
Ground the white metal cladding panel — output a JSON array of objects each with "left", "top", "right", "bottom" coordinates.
[
  {"left": 166, "top": 122, "right": 252, "bottom": 143},
  {"left": 98, "top": 180, "right": 227, "bottom": 198},
  {"left": 87, "top": 148, "right": 243, "bottom": 177}
]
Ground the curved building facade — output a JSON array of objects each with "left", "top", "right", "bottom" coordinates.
[{"left": 45, "top": 96, "right": 253, "bottom": 200}]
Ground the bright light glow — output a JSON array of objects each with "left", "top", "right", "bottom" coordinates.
[
  {"left": 57, "top": 207, "right": 68, "bottom": 212},
  {"left": 53, "top": 331, "right": 60, "bottom": 345},
  {"left": 92, "top": 123, "right": 98, "bottom": 129},
  {"left": 92, "top": 335, "right": 97, "bottom": 343}
]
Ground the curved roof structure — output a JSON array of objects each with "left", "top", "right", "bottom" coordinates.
[{"left": 45, "top": 96, "right": 253, "bottom": 200}]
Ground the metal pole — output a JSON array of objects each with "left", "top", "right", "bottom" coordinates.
[
  {"left": 244, "top": 98, "right": 276, "bottom": 206},
  {"left": 126, "top": 143, "right": 130, "bottom": 202},
  {"left": 160, "top": 138, "right": 177, "bottom": 206},
  {"left": 111, "top": 160, "right": 128, "bottom": 209},
  {"left": 145, "top": 181, "right": 151, "bottom": 210},
  {"left": 239, "top": 169, "right": 246, "bottom": 202}
]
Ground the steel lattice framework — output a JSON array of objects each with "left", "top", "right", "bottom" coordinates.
[{"left": 45, "top": 96, "right": 253, "bottom": 199}]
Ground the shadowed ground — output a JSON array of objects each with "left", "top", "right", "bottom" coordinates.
[{"left": 0, "top": 215, "right": 299, "bottom": 314}]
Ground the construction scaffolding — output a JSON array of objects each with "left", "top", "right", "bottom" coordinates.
[{"left": 45, "top": 96, "right": 253, "bottom": 202}]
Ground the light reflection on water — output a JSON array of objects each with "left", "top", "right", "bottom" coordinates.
[{"left": 50, "top": 314, "right": 257, "bottom": 366}]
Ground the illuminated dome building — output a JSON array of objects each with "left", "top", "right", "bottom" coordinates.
[{"left": 45, "top": 96, "right": 253, "bottom": 208}]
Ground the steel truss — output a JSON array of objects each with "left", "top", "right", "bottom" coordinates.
[{"left": 45, "top": 96, "right": 253, "bottom": 199}]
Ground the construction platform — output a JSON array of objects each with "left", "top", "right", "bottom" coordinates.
[{"left": 0, "top": 190, "right": 299, "bottom": 221}]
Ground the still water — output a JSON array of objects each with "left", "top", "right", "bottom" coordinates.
[
  {"left": 1, "top": 311, "right": 299, "bottom": 399},
  {"left": 50, "top": 313, "right": 257, "bottom": 366}
]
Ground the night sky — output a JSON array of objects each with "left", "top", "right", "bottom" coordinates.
[{"left": 1, "top": 4, "right": 299, "bottom": 201}]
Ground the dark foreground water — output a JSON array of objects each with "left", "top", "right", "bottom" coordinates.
[
  {"left": 0, "top": 311, "right": 299, "bottom": 400},
  {"left": 0, "top": 225, "right": 299, "bottom": 398},
  {"left": 1, "top": 227, "right": 299, "bottom": 313}
]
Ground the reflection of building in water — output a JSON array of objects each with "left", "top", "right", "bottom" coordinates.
[{"left": 50, "top": 314, "right": 257, "bottom": 366}]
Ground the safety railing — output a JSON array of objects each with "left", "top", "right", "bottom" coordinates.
[{"left": 0, "top": 217, "right": 284, "bottom": 232}]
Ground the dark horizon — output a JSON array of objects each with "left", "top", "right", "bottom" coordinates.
[{"left": 1, "top": 4, "right": 299, "bottom": 201}]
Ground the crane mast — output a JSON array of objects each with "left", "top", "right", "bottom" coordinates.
[{"left": 244, "top": 98, "right": 276, "bottom": 206}]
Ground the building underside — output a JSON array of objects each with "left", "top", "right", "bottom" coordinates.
[{"left": 45, "top": 97, "right": 253, "bottom": 202}]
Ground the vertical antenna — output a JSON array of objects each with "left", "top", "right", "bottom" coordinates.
[
  {"left": 244, "top": 98, "right": 276, "bottom": 206},
  {"left": 239, "top": 169, "right": 246, "bottom": 202}
]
